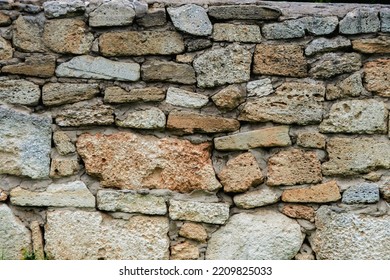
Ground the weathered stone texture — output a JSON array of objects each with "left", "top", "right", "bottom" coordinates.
[
  {"left": 45, "top": 210, "right": 169, "bottom": 259},
  {"left": 76, "top": 132, "right": 221, "bottom": 193},
  {"left": 326, "top": 72, "right": 366, "bottom": 100},
  {"left": 309, "top": 53, "right": 362, "bottom": 79},
  {"left": 0, "top": 37, "right": 12, "bottom": 60},
  {"left": 0, "top": 79, "right": 40, "bottom": 106},
  {"left": 53, "top": 131, "right": 75, "bottom": 155},
  {"left": 208, "top": 5, "right": 281, "bottom": 20},
  {"left": 13, "top": 15, "right": 46, "bottom": 52},
  {"left": 213, "top": 23, "right": 261, "bottom": 42},
  {"left": 43, "top": 83, "right": 99, "bottom": 106},
  {"left": 352, "top": 36, "right": 390, "bottom": 53},
  {"left": 0, "top": 12, "right": 11, "bottom": 26},
  {"left": 1, "top": 54, "right": 56, "bottom": 78},
  {"left": 50, "top": 156, "right": 79, "bottom": 178},
  {"left": 116, "top": 108, "right": 166, "bottom": 130},
  {"left": 43, "top": 0, "right": 86, "bottom": 19},
  {"left": 185, "top": 38, "right": 212, "bottom": 52},
  {"left": 281, "top": 181, "right": 341, "bottom": 203},
  {"left": 30, "top": 221, "right": 44, "bottom": 260},
  {"left": 233, "top": 186, "right": 282, "bottom": 209},
  {"left": 281, "top": 204, "right": 315, "bottom": 222},
  {"left": 171, "top": 241, "right": 199, "bottom": 260},
  {"left": 166, "top": 87, "right": 208, "bottom": 108},
  {"left": 364, "top": 59, "right": 390, "bottom": 97},
  {"left": 342, "top": 183, "right": 380, "bottom": 204},
  {"left": 211, "top": 85, "right": 245, "bottom": 111},
  {"left": 305, "top": 16, "right": 338, "bottom": 35},
  {"left": 246, "top": 78, "right": 273, "bottom": 97},
  {"left": 104, "top": 87, "right": 165, "bottom": 103},
  {"left": 89, "top": 0, "right": 135, "bottom": 27},
  {"left": 137, "top": 7, "right": 166, "bottom": 27},
  {"left": 141, "top": 60, "right": 195, "bottom": 84},
  {"left": 179, "top": 223, "right": 207, "bottom": 242},
  {"left": 340, "top": 9, "right": 380, "bottom": 34},
  {"left": 381, "top": 9, "right": 390, "bottom": 32},
  {"left": 0, "top": 189, "right": 7, "bottom": 201},
  {"left": 262, "top": 19, "right": 305, "bottom": 39},
  {"left": 305, "top": 36, "right": 351, "bottom": 56},
  {"left": 297, "top": 132, "right": 326, "bottom": 149},
  {"left": 206, "top": 210, "right": 303, "bottom": 260}
]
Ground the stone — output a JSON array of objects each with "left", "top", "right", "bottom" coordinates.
[
  {"left": 141, "top": 60, "right": 195, "bottom": 85},
  {"left": 30, "top": 221, "right": 44, "bottom": 260},
  {"left": 115, "top": 107, "right": 166, "bottom": 130},
  {"left": 208, "top": 5, "right": 281, "bottom": 20},
  {"left": 169, "top": 200, "right": 229, "bottom": 225},
  {"left": 43, "top": 0, "right": 86, "bottom": 18},
  {"left": 0, "top": 189, "right": 7, "bottom": 201},
  {"left": 0, "top": 204, "right": 31, "bottom": 260},
  {"left": 185, "top": 38, "right": 212, "bottom": 52},
  {"left": 179, "top": 223, "right": 207, "bottom": 242},
  {"left": 213, "top": 23, "right": 261, "bottom": 43},
  {"left": 0, "top": 104, "right": 51, "bottom": 179},
  {"left": 305, "top": 36, "right": 351, "bottom": 56},
  {"left": 311, "top": 206, "right": 390, "bottom": 259},
  {"left": 305, "top": 16, "right": 338, "bottom": 35},
  {"left": 167, "top": 111, "right": 239, "bottom": 135},
  {"left": 233, "top": 186, "right": 282, "bottom": 209},
  {"left": 89, "top": 0, "right": 135, "bottom": 27},
  {"left": 246, "top": 78, "right": 273, "bottom": 97},
  {"left": 319, "top": 99, "right": 387, "bottom": 134},
  {"left": 326, "top": 72, "right": 366, "bottom": 100},
  {"left": 281, "top": 204, "right": 315, "bottom": 222},
  {"left": 166, "top": 87, "right": 208, "bottom": 108},
  {"left": 253, "top": 44, "right": 307, "bottom": 77},
  {"left": 176, "top": 53, "right": 196, "bottom": 64},
  {"left": 297, "top": 132, "right": 326, "bottom": 149},
  {"left": 322, "top": 137, "right": 390, "bottom": 176},
  {"left": 381, "top": 9, "right": 390, "bottom": 32},
  {"left": 76, "top": 132, "right": 221, "bottom": 193},
  {"left": 0, "top": 79, "right": 40, "bottom": 106},
  {"left": 10, "top": 181, "right": 94, "bottom": 207},
  {"left": 1, "top": 54, "right": 56, "bottom": 78},
  {"left": 171, "top": 241, "right": 199, "bottom": 260},
  {"left": 352, "top": 36, "right": 390, "bottom": 53},
  {"left": 239, "top": 81, "right": 325, "bottom": 125},
  {"left": 97, "top": 189, "right": 167, "bottom": 215},
  {"left": 211, "top": 85, "right": 245, "bottom": 111},
  {"left": 43, "top": 18, "right": 94, "bottom": 54},
  {"left": 45, "top": 210, "right": 169, "bottom": 260},
  {"left": 206, "top": 210, "right": 303, "bottom": 260},
  {"left": 340, "top": 8, "right": 380, "bottom": 34},
  {"left": 193, "top": 44, "right": 252, "bottom": 88},
  {"left": 0, "top": 37, "right": 12, "bottom": 60},
  {"left": 0, "top": 12, "right": 11, "bottom": 26},
  {"left": 295, "top": 253, "right": 315, "bottom": 260},
  {"left": 364, "top": 58, "right": 390, "bottom": 97},
  {"left": 50, "top": 156, "right": 79, "bottom": 178},
  {"left": 53, "top": 131, "right": 75, "bottom": 155},
  {"left": 214, "top": 126, "right": 291, "bottom": 151},
  {"left": 167, "top": 4, "right": 211, "bottom": 36},
  {"left": 218, "top": 153, "right": 263, "bottom": 193},
  {"left": 13, "top": 15, "right": 46, "bottom": 52},
  {"left": 309, "top": 53, "right": 361, "bottom": 79},
  {"left": 99, "top": 31, "right": 184, "bottom": 56},
  {"left": 342, "top": 183, "right": 380, "bottom": 204},
  {"left": 267, "top": 149, "right": 322, "bottom": 186},
  {"left": 136, "top": 7, "right": 166, "bottom": 27},
  {"left": 281, "top": 181, "right": 341, "bottom": 203},
  {"left": 56, "top": 55, "right": 140, "bottom": 81},
  {"left": 381, "top": 184, "right": 390, "bottom": 202},
  {"left": 43, "top": 83, "right": 99, "bottom": 106},
  {"left": 55, "top": 100, "right": 114, "bottom": 127},
  {"left": 104, "top": 87, "right": 165, "bottom": 103},
  {"left": 262, "top": 19, "right": 305, "bottom": 39}
]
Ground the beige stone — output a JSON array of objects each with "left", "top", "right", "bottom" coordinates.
[
  {"left": 280, "top": 204, "right": 315, "bottom": 222},
  {"left": 53, "top": 131, "right": 76, "bottom": 155},
  {"left": 267, "top": 149, "right": 322, "bottom": 186},
  {"left": 142, "top": 60, "right": 196, "bottom": 84},
  {"left": 50, "top": 156, "right": 79, "bottom": 178},
  {"left": 218, "top": 153, "right": 263, "bottom": 193},
  {"left": 0, "top": 189, "right": 7, "bottom": 201},
  {"left": 211, "top": 85, "right": 245, "bottom": 111},
  {"left": 364, "top": 58, "right": 390, "bottom": 97},
  {"left": 171, "top": 241, "right": 199, "bottom": 260},
  {"left": 2, "top": 54, "right": 56, "bottom": 78},
  {"left": 352, "top": 36, "right": 390, "bottom": 53},
  {"left": 30, "top": 221, "right": 44, "bottom": 260},
  {"left": 233, "top": 186, "right": 282, "bottom": 209},
  {"left": 166, "top": 87, "right": 208, "bottom": 108},
  {"left": 326, "top": 72, "right": 366, "bottom": 100},
  {"left": 43, "top": 83, "right": 99, "bottom": 106},
  {"left": 297, "top": 132, "right": 326, "bottom": 149},
  {"left": 281, "top": 181, "right": 341, "bottom": 203},
  {"left": 89, "top": 0, "right": 135, "bottom": 27},
  {"left": 13, "top": 15, "right": 46, "bottom": 52},
  {"left": 0, "top": 79, "right": 40, "bottom": 106},
  {"left": 0, "top": 13, "right": 11, "bottom": 26},
  {"left": 116, "top": 107, "right": 166, "bottom": 130},
  {"left": 76, "top": 132, "right": 221, "bottom": 193},
  {"left": 213, "top": 23, "right": 261, "bottom": 42},
  {"left": 0, "top": 37, "right": 12, "bottom": 60},
  {"left": 104, "top": 87, "right": 165, "bottom": 103},
  {"left": 179, "top": 223, "right": 207, "bottom": 242}
]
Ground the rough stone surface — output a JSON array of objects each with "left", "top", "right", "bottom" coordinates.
[
  {"left": 305, "top": 36, "right": 351, "bottom": 56},
  {"left": 97, "top": 190, "right": 167, "bottom": 215},
  {"left": 326, "top": 72, "right": 366, "bottom": 100},
  {"left": 76, "top": 132, "right": 221, "bottom": 193},
  {"left": 218, "top": 153, "right": 263, "bottom": 193},
  {"left": 281, "top": 204, "right": 315, "bottom": 222},
  {"left": 193, "top": 44, "right": 252, "bottom": 88},
  {"left": 43, "top": 83, "right": 99, "bottom": 106},
  {"left": 352, "top": 36, "right": 390, "bottom": 53},
  {"left": 213, "top": 23, "right": 261, "bottom": 43},
  {"left": 2, "top": 54, "right": 56, "bottom": 78},
  {"left": 167, "top": 4, "right": 212, "bottom": 36},
  {"left": 0, "top": 204, "right": 32, "bottom": 260},
  {"left": 323, "top": 137, "right": 390, "bottom": 176},
  {"left": 171, "top": 241, "right": 199, "bottom": 260},
  {"left": 239, "top": 81, "right": 325, "bottom": 125},
  {"left": 0, "top": 12, "right": 11, "bottom": 26},
  {"left": 320, "top": 99, "right": 387, "bottom": 134},
  {"left": 206, "top": 210, "right": 303, "bottom": 260},
  {"left": 56, "top": 55, "right": 140, "bottom": 81},
  {"left": 253, "top": 44, "right": 307, "bottom": 77},
  {"left": 30, "top": 221, "right": 44, "bottom": 260},
  {"left": 246, "top": 78, "right": 273, "bottom": 97},
  {"left": 305, "top": 16, "right": 338, "bottom": 35},
  {"left": 53, "top": 131, "right": 75, "bottom": 155},
  {"left": 43, "top": 0, "right": 86, "bottom": 19},
  {"left": 214, "top": 126, "right": 291, "bottom": 151},
  {"left": 309, "top": 53, "right": 362, "bottom": 79},
  {"left": 381, "top": 184, "right": 390, "bottom": 202},
  {"left": 381, "top": 9, "right": 390, "bottom": 32},
  {"left": 50, "top": 155, "right": 79, "bottom": 178},
  {"left": 0, "top": 105, "right": 51, "bottom": 179},
  {"left": 262, "top": 19, "right": 305, "bottom": 39},
  {"left": 179, "top": 223, "right": 207, "bottom": 242},
  {"left": 211, "top": 85, "right": 245, "bottom": 111},
  {"left": 0, "top": 79, "right": 40, "bottom": 106},
  {"left": 340, "top": 8, "right": 380, "bottom": 34},
  {"left": 169, "top": 200, "right": 229, "bottom": 225},
  {"left": 0, "top": 189, "right": 7, "bottom": 201},
  {"left": 45, "top": 210, "right": 169, "bottom": 260},
  {"left": 142, "top": 60, "right": 195, "bottom": 84},
  {"left": 297, "top": 132, "right": 326, "bottom": 149},
  {"left": 208, "top": 5, "right": 281, "bottom": 20},
  {"left": 89, "top": 0, "right": 135, "bottom": 27},
  {"left": 104, "top": 87, "right": 165, "bottom": 103},
  {"left": 166, "top": 87, "right": 208, "bottom": 108},
  {"left": 342, "top": 183, "right": 380, "bottom": 204},
  {"left": 233, "top": 186, "right": 282, "bottom": 209},
  {"left": 137, "top": 7, "right": 166, "bottom": 27},
  {"left": 99, "top": 31, "right": 184, "bottom": 56},
  {"left": 167, "top": 111, "right": 239, "bottom": 134},
  {"left": 116, "top": 107, "right": 166, "bottom": 130},
  {"left": 0, "top": 37, "right": 12, "bottom": 60},
  {"left": 364, "top": 59, "right": 390, "bottom": 97},
  {"left": 281, "top": 181, "right": 341, "bottom": 203},
  {"left": 311, "top": 206, "right": 390, "bottom": 259},
  {"left": 268, "top": 149, "right": 322, "bottom": 186},
  {"left": 10, "top": 181, "right": 95, "bottom": 207},
  {"left": 13, "top": 15, "right": 46, "bottom": 52},
  {"left": 185, "top": 38, "right": 212, "bottom": 52}
]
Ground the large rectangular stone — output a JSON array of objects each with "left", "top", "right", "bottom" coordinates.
[
  {"left": 104, "top": 87, "right": 165, "bottom": 103},
  {"left": 281, "top": 181, "right": 341, "bottom": 203},
  {"left": 141, "top": 60, "right": 195, "bottom": 85},
  {"left": 213, "top": 23, "right": 261, "bottom": 43},
  {"left": 42, "top": 83, "right": 99, "bottom": 106},
  {"left": 208, "top": 5, "right": 281, "bottom": 20},
  {"left": 0, "top": 79, "right": 40, "bottom": 106}
]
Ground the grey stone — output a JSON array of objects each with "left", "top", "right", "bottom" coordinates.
[
  {"left": 141, "top": 60, "right": 195, "bottom": 85},
  {"left": 136, "top": 7, "right": 166, "bottom": 27},
  {"left": 10, "top": 181, "right": 95, "bottom": 207},
  {"left": 0, "top": 204, "right": 31, "bottom": 260},
  {"left": 13, "top": 15, "right": 46, "bottom": 52},
  {"left": 169, "top": 200, "right": 229, "bottom": 225},
  {"left": 206, "top": 210, "right": 303, "bottom": 260},
  {"left": 311, "top": 206, "right": 390, "bottom": 259},
  {"left": 42, "top": 83, "right": 99, "bottom": 106},
  {"left": 56, "top": 55, "right": 140, "bottom": 81},
  {"left": 340, "top": 8, "right": 380, "bottom": 34},
  {"left": 246, "top": 78, "right": 273, "bottom": 97},
  {"left": 185, "top": 38, "right": 212, "bottom": 52},
  {"left": 305, "top": 16, "right": 339, "bottom": 35},
  {"left": 262, "top": 19, "right": 305, "bottom": 39},
  {"left": 342, "top": 183, "right": 380, "bottom": 204},
  {"left": 0, "top": 37, "right": 12, "bottom": 60},
  {"left": 233, "top": 186, "right": 282, "bottom": 209},
  {"left": 43, "top": 0, "right": 86, "bottom": 18},
  {"left": 193, "top": 44, "right": 252, "bottom": 88},
  {"left": 89, "top": 0, "right": 135, "bottom": 27},
  {"left": 0, "top": 79, "right": 40, "bottom": 106},
  {"left": 45, "top": 209, "right": 169, "bottom": 259},
  {"left": 208, "top": 5, "right": 281, "bottom": 20},
  {"left": 167, "top": 4, "right": 212, "bottom": 36},
  {"left": 166, "top": 87, "right": 208, "bottom": 108},
  {"left": 326, "top": 72, "right": 366, "bottom": 100},
  {"left": 309, "top": 53, "right": 362, "bottom": 79},
  {"left": 97, "top": 190, "right": 167, "bottom": 215},
  {"left": 305, "top": 36, "right": 351, "bottom": 56},
  {"left": 115, "top": 107, "right": 166, "bottom": 130},
  {"left": 213, "top": 23, "right": 261, "bottom": 43},
  {"left": 53, "top": 131, "right": 75, "bottom": 155},
  {"left": 381, "top": 9, "right": 390, "bottom": 32},
  {"left": 0, "top": 104, "right": 51, "bottom": 179}
]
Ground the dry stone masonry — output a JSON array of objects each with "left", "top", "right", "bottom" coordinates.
[{"left": 0, "top": 0, "right": 389, "bottom": 260}]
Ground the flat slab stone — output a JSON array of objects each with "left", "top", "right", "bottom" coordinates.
[
  {"left": 166, "top": 87, "right": 208, "bottom": 108},
  {"left": 213, "top": 23, "right": 261, "bottom": 43},
  {"left": 208, "top": 5, "right": 281, "bottom": 20},
  {"left": 305, "top": 36, "right": 351, "bottom": 56},
  {"left": 42, "top": 83, "right": 99, "bottom": 106},
  {"left": 141, "top": 60, "right": 196, "bottom": 84},
  {"left": 233, "top": 186, "right": 282, "bottom": 209},
  {"left": 116, "top": 107, "right": 166, "bottom": 130},
  {"left": 0, "top": 79, "right": 40, "bottom": 106},
  {"left": 1, "top": 54, "right": 56, "bottom": 78},
  {"left": 342, "top": 183, "right": 380, "bottom": 204},
  {"left": 281, "top": 181, "right": 341, "bottom": 203},
  {"left": 43, "top": 0, "right": 86, "bottom": 19},
  {"left": 104, "top": 87, "right": 165, "bottom": 103},
  {"left": 352, "top": 36, "right": 390, "bottom": 53}
]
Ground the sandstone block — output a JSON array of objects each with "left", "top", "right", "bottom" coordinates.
[
  {"left": 179, "top": 223, "right": 207, "bottom": 242},
  {"left": 53, "top": 131, "right": 75, "bottom": 155},
  {"left": 262, "top": 19, "right": 305, "bottom": 39},
  {"left": 213, "top": 23, "right": 261, "bottom": 43},
  {"left": 233, "top": 186, "right": 282, "bottom": 209},
  {"left": 326, "top": 72, "right": 366, "bottom": 100},
  {"left": 43, "top": 83, "right": 99, "bottom": 106},
  {"left": 246, "top": 78, "right": 273, "bottom": 97},
  {"left": 297, "top": 132, "right": 326, "bottom": 149},
  {"left": 43, "top": 0, "right": 86, "bottom": 18},
  {"left": 364, "top": 58, "right": 390, "bottom": 97},
  {"left": 352, "top": 36, "right": 390, "bottom": 53},
  {"left": 13, "top": 15, "right": 46, "bottom": 52},
  {"left": 340, "top": 8, "right": 380, "bottom": 34},
  {"left": 381, "top": 9, "right": 390, "bottom": 32},
  {"left": 305, "top": 16, "right": 338, "bottom": 35},
  {"left": 166, "top": 87, "right": 208, "bottom": 108},
  {"left": 342, "top": 183, "right": 380, "bottom": 204},
  {"left": 171, "top": 241, "right": 199, "bottom": 260},
  {"left": 310, "top": 53, "right": 361, "bottom": 79},
  {"left": 280, "top": 204, "right": 315, "bottom": 222},
  {"left": 281, "top": 181, "right": 341, "bottom": 203},
  {"left": 305, "top": 36, "right": 351, "bottom": 56},
  {"left": 0, "top": 37, "right": 12, "bottom": 60},
  {"left": 50, "top": 155, "right": 79, "bottom": 178},
  {"left": 89, "top": 0, "right": 135, "bottom": 27},
  {"left": 104, "top": 87, "right": 165, "bottom": 103},
  {"left": 211, "top": 85, "right": 245, "bottom": 110},
  {"left": 2, "top": 54, "right": 56, "bottom": 78},
  {"left": 141, "top": 60, "right": 195, "bottom": 85},
  {"left": 208, "top": 5, "right": 281, "bottom": 20},
  {"left": 0, "top": 79, "right": 40, "bottom": 106},
  {"left": 116, "top": 107, "right": 166, "bottom": 130}
]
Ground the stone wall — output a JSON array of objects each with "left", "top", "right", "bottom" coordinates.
[{"left": 0, "top": 0, "right": 389, "bottom": 260}]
